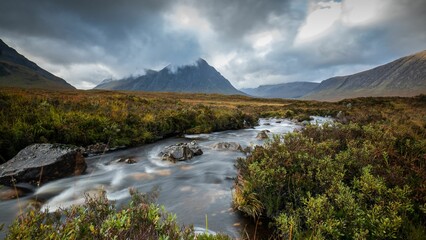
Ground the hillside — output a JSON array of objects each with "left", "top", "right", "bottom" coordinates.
[
  {"left": 95, "top": 59, "right": 243, "bottom": 95},
  {"left": 304, "top": 50, "right": 426, "bottom": 100},
  {"left": 0, "top": 39, "right": 75, "bottom": 90},
  {"left": 241, "top": 81, "right": 319, "bottom": 99}
]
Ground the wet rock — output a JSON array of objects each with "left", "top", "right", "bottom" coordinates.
[
  {"left": 160, "top": 141, "right": 203, "bottom": 162},
  {"left": 256, "top": 130, "right": 269, "bottom": 139},
  {"left": 275, "top": 120, "right": 282, "bottom": 123},
  {"left": 188, "top": 141, "right": 203, "bottom": 156},
  {"left": 85, "top": 143, "right": 109, "bottom": 155},
  {"left": 301, "top": 120, "right": 309, "bottom": 126},
  {"left": 115, "top": 157, "right": 137, "bottom": 164},
  {"left": 212, "top": 142, "right": 243, "bottom": 151},
  {"left": 0, "top": 144, "right": 87, "bottom": 187},
  {"left": 263, "top": 123, "right": 271, "bottom": 126},
  {"left": 0, "top": 186, "right": 24, "bottom": 200}
]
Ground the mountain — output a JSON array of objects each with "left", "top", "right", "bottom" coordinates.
[
  {"left": 0, "top": 39, "right": 75, "bottom": 90},
  {"left": 95, "top": 59, "right": 242, "bottom": 95},
  {"left": 241, "top": 81, "right": 319, "bottom": 99},
  {"left": 304, "top": 50, "right": 426, "bottom": 101}
]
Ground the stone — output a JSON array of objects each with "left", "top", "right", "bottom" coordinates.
[
  {"left": 85, "top": 143, "right": 109, "bottom": 155},
  {"left": 0, "top": 144, "right": 87, "bottom": 187},
  {"left": 115, "top": 157, "right": 137, "bottom": 164},
  {"left": 160, "top": 141, "right": 203, "bottom": 162},
  {"left": 212, "top": 142, "right": 243, "bottom": 151},
  {"left": 0, "top": 186, "right": 24, "bottom": 200},
  {"left": 256, "top": 130, "right": 269, "bottom": 139}
]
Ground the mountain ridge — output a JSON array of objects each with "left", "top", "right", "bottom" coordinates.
[
  {"left": 95, "top": 58, "right": 243, "bottom": 95},
  {"left": 0, "top": 39, "right": 75, "bottom": 90},
  {"left": 241, "top": 81, "right": 319, "bottom": 99},
  {"left": 303, "top": 50, "right": 426, "bottom": 100}
]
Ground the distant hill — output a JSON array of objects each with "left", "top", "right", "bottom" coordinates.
[
  {"left": 241, "top": 82, "right": 319, "bottom": 99},
  {"left": 304, "top": 50, "right": 426, "bottom": 101},
  {"left": 0, "top": 39, "right": 75, "bottom": 90},
  {"left": 95, "top": 59, "right": 243, "bottom": 95}
]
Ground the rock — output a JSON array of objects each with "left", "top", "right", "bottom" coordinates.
[
  {"left": 301, "top": 120, "right": 309, "bottom": 126},
  {"left": 160, "top": 141, "right": 203, "bottom": 162},
  {"left": 115, "top": 157, "right": 137, "bottom": 164},
  {"left": 188, "top": 141, "right": 203, "bottom": 156},
  {"left": 212, "top": 142, "right": 243, "bottom": 151},
  {"left": 0, "top": 144, "right": 87, "bottom": 187},
  {"left": 256, "top": 130, "right": 269, "bottom": 139},
  {"left": 0, "top": 186, "right": 24, "bottom": 200},
  {"left": 263, "top": 123, "right": 271, "bottom": 126},
  {"left": 275, "top": 120, "right": 282, "bottom": 123},
  {"left": 85, "top": 143, "right": 109, "bottom": 155}
]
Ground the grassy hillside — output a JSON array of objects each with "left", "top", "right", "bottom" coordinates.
[{"left": 0, "top": 62, "right": 74, "bottom": 90}]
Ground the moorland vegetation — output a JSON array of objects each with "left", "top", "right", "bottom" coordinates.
[{"left": 0, "top": 88, "right": 425, "bottom": 239}]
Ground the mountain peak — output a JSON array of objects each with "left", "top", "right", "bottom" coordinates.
[
  {"left": 95, "top": 58, "right": 242, "bottom": 95},
  {"left": 164, "top": 58, "right": 211, "bottom": 73}
]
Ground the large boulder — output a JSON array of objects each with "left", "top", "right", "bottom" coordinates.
[
  {"left": 160, "top": 141, "right": 203, "bottom": 162},
  {"left": 212, "top": 142, "right": 243, "bottom": 151},
  {"left": 0, "top": 144, "right": 87, "bottom": 186}
]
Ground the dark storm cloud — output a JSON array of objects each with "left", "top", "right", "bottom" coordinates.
[
  {"left": 0, "top": 0, "right": 202, "bottom": 87},
  {"left": 0, "top": 0, "right": 425, "bottom": 89}
]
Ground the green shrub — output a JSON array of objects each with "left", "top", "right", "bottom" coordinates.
[{"left": 5, "top": 189, "right": 231, "bottom": 240}]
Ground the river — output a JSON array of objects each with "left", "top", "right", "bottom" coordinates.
[{"left": 0, "top": 117, "right": 331, "bottom": 238}]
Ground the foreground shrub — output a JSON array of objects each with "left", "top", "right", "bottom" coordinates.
[
  {"left": 5, "top": 189, "right": 231, "bottom": 240},
  {"left": 234, "top": 122, "right": 425, "bottom": 239}
]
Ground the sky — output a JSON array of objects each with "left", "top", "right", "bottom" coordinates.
[{"left": 0, "top": 0, "right": 425, "bottom": 89}]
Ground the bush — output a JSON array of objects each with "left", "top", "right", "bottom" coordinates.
[
  {"left": 234, "top": 120, "right": 426, "bottom": 239},
  {"left": 5, "top": 189, "right": 231, "bottom": 240}
]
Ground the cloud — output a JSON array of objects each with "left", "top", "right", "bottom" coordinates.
[{"left": 0, "top": 0, "right": 425, "bottom": 89}]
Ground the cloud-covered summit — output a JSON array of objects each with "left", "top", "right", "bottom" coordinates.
[{"left": 1, "top": 0, "right": 425, "bottom": 89}]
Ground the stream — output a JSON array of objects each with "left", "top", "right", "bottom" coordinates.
[{"left": 0, "top": 117, "right": 331, "bottom": 238}]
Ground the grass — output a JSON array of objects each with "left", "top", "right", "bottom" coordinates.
[{"left": 1, "top": 87, "right": 425, "bottom": 239}]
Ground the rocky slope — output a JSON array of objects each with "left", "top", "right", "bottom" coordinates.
[
  {"left": 304, "top": 50, "right": 426, "bottom": 101},
  {"left": 0, "top": 39, "right": 75, "bottom": 90}
]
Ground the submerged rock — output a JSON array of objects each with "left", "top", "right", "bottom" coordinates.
[
  {"left": 0, "top": 144, "right": 87, "bottom": 186},
  {"left": 212, "top": 142, "right": 243, "bottom": 151},
  {"left": 160, "top": 141, "right": 203, "bottom": 162},
  {"left": 0, "top": 186, "right": 24, "bottom": 200},
  {"left": 256, "top": 130, "right": 269, "bottom": 139}
]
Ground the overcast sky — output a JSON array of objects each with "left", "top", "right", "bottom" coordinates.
[{"left": 1, "top": 0, "right": 425, "bottom": 89}]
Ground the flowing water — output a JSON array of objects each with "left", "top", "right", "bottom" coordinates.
[{"left": 0, "top": 117, "right": 331, "bottom": 238}]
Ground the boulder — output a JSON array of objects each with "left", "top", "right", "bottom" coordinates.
[
  {"left": 160, "top": 141, "right": 203, "bottom": 162},
  {"left": 0, "top": 144, "right": 87, "bottom": 187},
  {"left": 256, "top": 130, "right": 269, "bottom": 139},
  {"left": 212, "top": 142, "right": 243, "bottom": 151}
]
